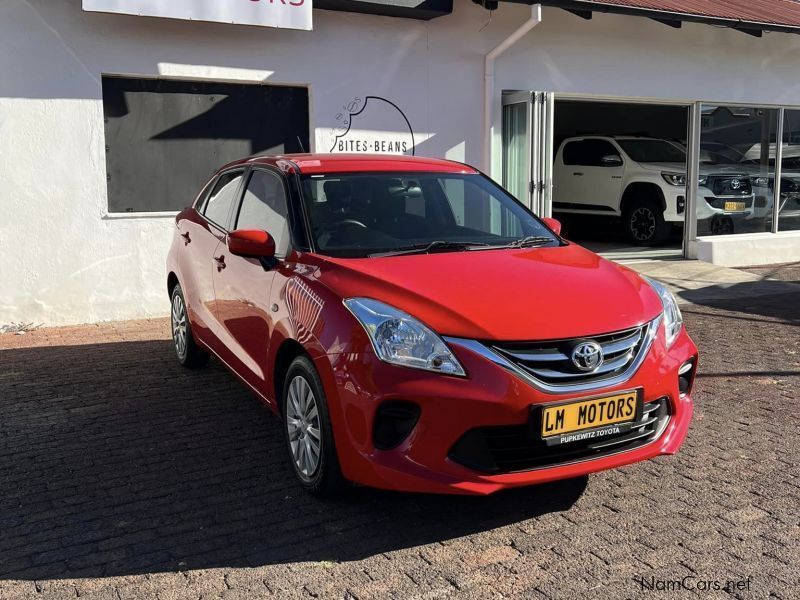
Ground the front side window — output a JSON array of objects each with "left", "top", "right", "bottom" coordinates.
[
  {"left": 235, "top": 170, "right": 291, "bottom": 255},
  {"left": 299, "top": 172, "right": 559, "bottom": 258},
  {"left": 563, "top": 139, "right": 620, "bottom": 166},
  {"left": 201, "top": 171, "right": 243, "bottom": 228}
]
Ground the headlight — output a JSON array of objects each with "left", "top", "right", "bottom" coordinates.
[
  {"left": 752, "top": 176, "right": 769, "bottom": 187},
  {"left": 344, "top": 298, "right": 466, "bottom": 376},
  {"left": 644, "top": 277, "right": 683, "bottom": 348},
  {"left": 662, "top": 172, "right": 687, "bottom": 186},
  {"left": 697, "top": 175, "right": 708, "bottom": 186}
]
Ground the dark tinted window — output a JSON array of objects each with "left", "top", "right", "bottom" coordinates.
[
  {"left": 563, "top": 139, "right": 620, "bottom": 166},
  {"left": 201, "top": 171, "right": 242, "bottom": 228},
  {"left": 101, "top": 76, "right": 309, "bottom": 213},
  {"left": 236, "top": 170, "right": 291, "bottom": 255}
]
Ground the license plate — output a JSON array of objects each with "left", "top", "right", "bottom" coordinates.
[
  {"left": 724, "top": 201, "right": 746, "bottom": 211},
  {"left": 540, "top": 390, "right": 641, "bottom": 443}
]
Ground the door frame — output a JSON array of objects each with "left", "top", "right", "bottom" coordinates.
[
  {"left": 501, "top": 91, "right": 554, "bottom": 217},
  {"left": 502, "top": 90, "right": 696, "bottom": 258}
]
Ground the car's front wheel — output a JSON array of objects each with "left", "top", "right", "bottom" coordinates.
[
  {"left": 624, "top": 199, "right": 670, "bottom": 246},
  {"left": 710, "top": 214, "right": 735, "bottom": 235},
  {"left": 170, "top": 284, "right": 209, "bottom": 369},
  {"left": 282, "top": 356, "right": 345, "bottom": 497}
]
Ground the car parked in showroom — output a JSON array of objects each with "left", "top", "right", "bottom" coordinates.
[
  {"left": 552, "top": 135, "right": 754, "bottom": 243},
  {"left": 166, "top": 153, "right": 697, "bottom": 496}
]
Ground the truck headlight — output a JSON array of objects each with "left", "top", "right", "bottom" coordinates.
[
  {"left": 344, "top": 298, "right": 466, "bottom": 376},
  {"left": 644, "top": 277, "right": 683, "bottom": 348},
  {"left": 662, "top": 172, "right": 687, "bottom": 186}
]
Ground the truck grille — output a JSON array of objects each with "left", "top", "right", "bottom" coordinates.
[
  {"left": 448, "top": 397, "right": 670, "bottom": 474},
  {"left": 708, "top": 175, "right": 752, "bottom": 196},
  {"left": 489, "top": 322, "right": 653, "bottom": 390}
]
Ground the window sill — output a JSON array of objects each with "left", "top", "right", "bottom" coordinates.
[{"left": 103, "top": 211, "right": 180, "bottom": 220}]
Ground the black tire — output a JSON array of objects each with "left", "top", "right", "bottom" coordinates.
[
  {"left": 281, "top": 355, "right": 346, "bottom": 498},
  {"left": 624, "top": 198, "right": 670, "bottom": 246},
  {"left": 710, "top": 215, "right": 735, "bottom": 235},
  {"left": 170, "top": 284, "right": 209, "bottom": 369}
]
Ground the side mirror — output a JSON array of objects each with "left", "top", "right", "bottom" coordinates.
[
  {"left": 601, "top": 154, "right": 623, "bottom": 167},
  {"left": 227, "top": 229, "right": 276, "bottom": 258},
  {"left": 542, "top": 217, "right": 562, "bottom": 236}
]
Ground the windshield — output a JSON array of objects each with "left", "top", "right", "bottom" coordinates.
[
  {"left": 299, "top": 172, "right": 559, "bottom": 258},
  {"left": 617, "top": 139, "right": 686, "bottom": 164}
]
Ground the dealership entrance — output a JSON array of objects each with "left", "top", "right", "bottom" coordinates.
[
  {"left": 502, "top": 93, "right": 690, "bottom": 260},
  {"left": 501, "top": 92, "right": 800, "bottom": 262}
]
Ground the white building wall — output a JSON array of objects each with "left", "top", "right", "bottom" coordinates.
[
  {"left": 0, "top": 0, "right": 519, "bottom": 326},
  {"left": 2, "top": 1, "right": 800, "bottom": 326},
  {"left": 490, "top": 7, "right": 800, "bottom": 176}
]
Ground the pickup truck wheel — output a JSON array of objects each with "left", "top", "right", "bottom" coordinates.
[
  {"left": 624, "top": 199, "right": 670, "bottom": 246},
  {"left": 710, "top": 215, "right": 734, "bottom": 235}
]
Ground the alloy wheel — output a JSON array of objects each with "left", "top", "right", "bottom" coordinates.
[
  {"left": 171, "top": 294, "right": 187, "bottom": 359},
  {"left": 630, "top": 207, "right": 656, "bottom": 241},
  {"left": 286, "top": 375, "right": 322, "bottom": 480}
]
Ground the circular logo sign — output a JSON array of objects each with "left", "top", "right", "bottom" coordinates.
[
  {"left": 571, "top": 341, "right": 604, "bottom": 372},
  {"left": 730, "top": 179, "right": 741, "bottom": 190}
]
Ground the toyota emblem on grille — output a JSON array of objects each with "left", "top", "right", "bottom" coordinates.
[
  {"left": 571, "top": 341, "right": 604, "bottom": 372},
  {"left": 730, "top": 179, "right": 741, "bottom": 190}
]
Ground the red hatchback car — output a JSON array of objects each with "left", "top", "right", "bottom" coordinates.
[{"left": 166, "top": 153, "right": 697, "bottom": 496}]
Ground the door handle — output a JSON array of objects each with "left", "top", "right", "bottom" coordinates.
[
  {"left": 181, "top": 231, "right": 191, "bottom": 244},
  {"left": 573, "top": 172, "right": 584, "bottom": 176},
  {"left": 214, "top": 255, "right": 226, "bottom": 271}
]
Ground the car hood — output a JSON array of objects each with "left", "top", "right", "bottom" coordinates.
[
  {"left": 700, "top": 164, "right": 757, "bottom": 176},
  {"left": 637, "top": 161, "right": 686, "bottom": 173},
  {"left": 312, "top": 244, "right": 663, "bottom": 341},
  {"left": 639, "top": 161, "right": 754, "bottom": 177}
]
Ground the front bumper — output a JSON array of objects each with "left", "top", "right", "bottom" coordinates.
[{"left": 319, "top": 325, "right": 696, "bottom": 495}]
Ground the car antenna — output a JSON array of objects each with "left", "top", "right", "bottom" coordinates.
[{"left": 297, "top": 136, "right": 306, "bottom": 153}]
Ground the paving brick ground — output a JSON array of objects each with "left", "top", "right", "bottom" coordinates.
[{"left": 1, "top": 293, "right": 798, "bottom": 599}]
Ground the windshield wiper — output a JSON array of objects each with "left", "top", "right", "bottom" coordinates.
[
  {"left": 493, "top": 235, "right": 555, "bottom": 249},
  {"left": 369, "top": 240, "right": 490, "bottom": 258}
]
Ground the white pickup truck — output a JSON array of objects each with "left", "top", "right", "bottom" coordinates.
[{"left": 552, "top": 135, "right": 755, "bottom": 245}]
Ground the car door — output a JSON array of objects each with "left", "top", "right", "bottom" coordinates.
[
  {"left": 553, "top": 140, "right": 582, "bottom": 212},
  {"left": 558, "top": 139, "right": 625, "bottom": 213},
  {"left": 212, "top": 167, "right": 293, "bottom": 397},
  {"left": 177, "top": 169, "right": 244, "bottom": 347}
]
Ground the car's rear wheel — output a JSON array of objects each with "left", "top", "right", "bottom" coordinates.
[
  {"left": 170, "top": 284, "right": 209, "bottom": 369},
  {"left": 282, "top": 356, "right": 345, "bottom": 497},
  {"left": 624, "top": 199, "right": 670, "bottom": 246}
]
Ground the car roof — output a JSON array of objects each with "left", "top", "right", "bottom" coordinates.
[{"left": 218, "top": 153, "right": 479, "bottom": 175}]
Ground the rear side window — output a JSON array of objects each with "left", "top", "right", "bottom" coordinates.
[
  {"left": 236, "top": 170, "right": 291, "bottom": 255},
  {"left": 201, "top": 171, "right": 243, "bottom": 228}
]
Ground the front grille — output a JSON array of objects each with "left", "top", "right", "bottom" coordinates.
[
  {"left": 448, "top": 397, "right": 671, "bottom": 474},
  {"left": 490, "top": 323, "right": 650, "bottom": 389},
  {"left": 708, "top": 175, "right": 752, "bottom": 196},
  {"left": 704, "top": 196, "right": 754, "bottom": 210}
]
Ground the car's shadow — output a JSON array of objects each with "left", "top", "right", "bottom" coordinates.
[{"left": 0, "top": 340, "right": 586, "bottom": 580}]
